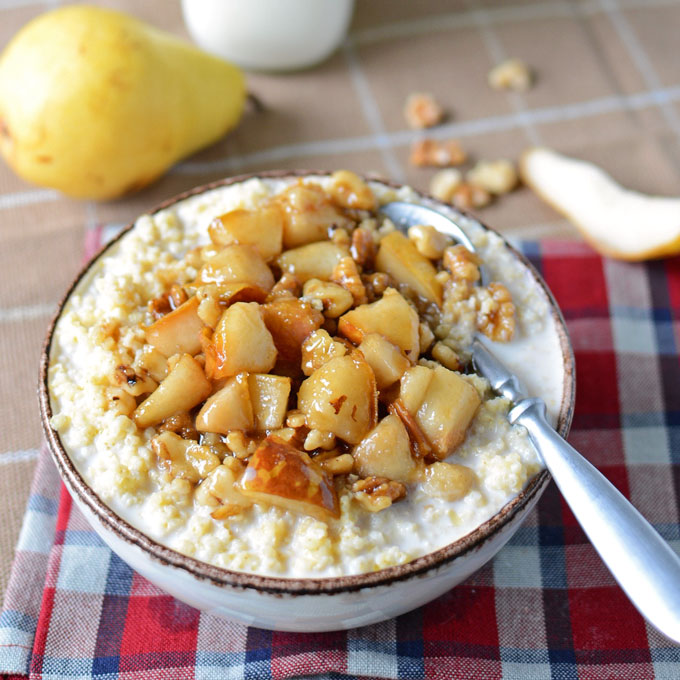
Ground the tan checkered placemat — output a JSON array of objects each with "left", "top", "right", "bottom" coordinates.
[{"left": 1, "top": 0, "right": 679, "bottom": 609}]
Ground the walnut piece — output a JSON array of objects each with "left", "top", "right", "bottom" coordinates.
[
  {"left": 488, "top": 58, "right": 533, "bottom": 92},
  {"left": 477, "top": 282, "right": 515, "bottom": 342},
  {"left": 467, "top": 159, "right": 518, "bottom": 195},
  {"left": 404, "top": 92, "right": 445, "bottom": 129},
  {"left": 450, "top": 183, "right": 492, "bottom": 211},
  {"left": 352, "top": 476, "right": 407, "bottom": 512},
  {"left": 407, "top": 224, "right": 452, "bottom": 260},
  {"left": 410, "top": 139, "right": 466, "bottom": 167},
  {"left": 429, "top": 168, "right": 463, "bottom": 202},
  {"left": 443, "top": 245, "right": 481, "bottom": 284}
]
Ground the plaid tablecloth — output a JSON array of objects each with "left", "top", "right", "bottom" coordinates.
[{"left": 1, "top": 231, "right": 679, "bottom": 679}]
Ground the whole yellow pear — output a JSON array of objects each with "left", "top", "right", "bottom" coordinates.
[{"left": 0, "top": 5, "right": 246, "bottom": 199}]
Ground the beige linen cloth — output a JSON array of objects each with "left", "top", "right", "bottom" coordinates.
[{"left": 1, "top": 0, "right": 680, "bottom": 608}]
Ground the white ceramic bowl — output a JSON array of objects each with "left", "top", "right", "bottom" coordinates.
[{"left": 40, "top": 172, "right": 575, "bottom": 632}]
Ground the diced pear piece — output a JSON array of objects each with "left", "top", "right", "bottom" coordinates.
[
  {"left": 414, "top": 366, "right": 481, "bottom": 458},
  {"left": 208, "top": 302, "right": 277, "bottom": 379},
  {"left": 145, "top": 296, "right": 204, "bottom": 357},
  {"left": 301, "top": 329, "right": 347, "bottom": 376},
  {"left": 338, "top": 288, "right": 420, "bottom": 360},
  {"left": 151, "top": 431, "right": 220, "bottom": 483},
  {"left": 197, "top": 244, "right": 274, "bottom": 292},
  {"left": 298, "top": 352, "right": 377, "bottom": 444},
  {"left": 353, "top": 414, "right": 417, "bottom": 483},
  {"left": 276, "top": 182, "right": 353, "bottom": 248},
  {"left": 375, "top": 231, "right": 443, "bottom": 306},
  {"left": 247, "top": 374, "right": 292, "bottom": 430},
  {"left": 196, "top": 373, "right": 254, "bottom": 434},
  {"left": 208, "top": 204, "right": 283, "bottom": 261},
  {"left": 262, "top": 297, "right": 323, "bottom": 363},
  {"left": 212, "top": 282, "right": 268, "bottom": 305},
  {"left": 358, "top": 333, "right": 411, "bottom": 389},
  {"left": 240, "top": 436, "right": 340, "bottom": 519},
  {"left": 135, "top": 345, "right": 168, "bottom": 382},
  {"left": 423, "top": 462, "right": 476, "bottom": 501},
  {"left": 276, "top": 241, "right": 349, "bottom": 283},
  {"left": 399, "top": 365, "right": 434, "bottom": 414},
  {"left": 195, "top": 462, "right": 252, "bottom": 509},
  {"left": 134, "top": 354, "right": 211, "bottom": 429}
]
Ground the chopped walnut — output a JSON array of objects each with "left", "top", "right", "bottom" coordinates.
[
  {"left": 404, "top": 92, "right": 445, "bottom": 129},
  {"left": 410, "top": 138, "right": 467, "bottom": 167},
  {"left": 148, "top": 285, "right": 187, "bottom": 320},
  {"left": 467, "top": 159, "right": 518, "bottom": 195},
  {"left": 169, "top": 284, "right": 188, "bottom": 308},
  {"left": 330, "top": 226, "right": 352, "bottom": 248},
  {"left": 362, "top": 272, "right": 392, "bottom": 302},
  {"left": 304, "top": 429, "right": 336, "bottom": 451},
  {"left": 407, "top": 224, "right": 452, "bottom": 259},
  {"left": 318, "top": 453, "right": 354, "bottom": 475},
  {"left": 429, "top": 168, "right": 463, "bottom": 202},
  {"left": 443, "top": 245, "right": 481, "bottom": 283},
  {"left": 225, "top": 431, "right": 257, "bottom": 459},
  {"left": 285, "top": 411, "right": 307, "bottom": 429},
  {"left": 331, "top": 256, "right": 367, "bottom": 305},
  {"left": 159, "top": 412, "right": 198, "bottom": 440},
  {"left": 302, "top": 279, "right": 354, "bottom": 318},
  {"left": 350, "top": 227, "right": 378, "bottom": 269},
  {"left": 477, "top": 282, "right": 515, "bottom": 342},
  {"left": 108, "top": 386, "right": 136, "bottom": 416},
  {"left": 352, "top": 476, "right": 407, "bottom": 512},
  {"left": 113, "top": 364, "right": 157, "bottom": 397},
  {"left": 269, "top": 272, "right": 302, "bottom": 299},
  {"left": 450, "top": 183, "right": 492, "bottom": 211},
  {"left": 211, "top": 504, "right": 246, "bottom": 520},
  {"left": 488, "top": 58, "right": 533, "bottom": 92}
]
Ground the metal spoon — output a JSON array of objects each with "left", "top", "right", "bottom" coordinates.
[{"left": 380, "top": 200, "right": 680, "bottom": 644}]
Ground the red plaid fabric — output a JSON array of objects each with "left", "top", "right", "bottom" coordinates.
[{"left": 1, "top": 235, "right": 679, "bottom": 679}]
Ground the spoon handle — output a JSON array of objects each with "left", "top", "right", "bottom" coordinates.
[{"left": 510, "top": 397, "right": 680, "bottom": 643}]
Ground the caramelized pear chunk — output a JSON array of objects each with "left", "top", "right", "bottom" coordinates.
[
  {"left": 262, "top": 297, "right": 323, "bottom": 363},
  {"left": 134, "top": 354, "right": 211, "bottom": 429},
  {"left": 145, "top": 296, "right": 204, "bottom": 357},
  {"left": 423, "top": 462, "right": 476, "bottom": 501},
  {"left": 338, "top": 287, "right": 420, "bottom": 360},
  {"left": 375, "top": 231, "right": 443, "bottom": 306},
  {"left": 247, "top": 373, "right": 292, "bottom": 430},
  {"left": 208, "top": 205, "right": 284, "bottom": 261},
  {"left": 276, "top": 241, "right": 349, "bottom": 283},
  {"left": 151, "top": 431, "right": 220, "bottom": 483},
  {"left": 300, "top": 329, "right": 347, "bottom": 376},
  {"left": 352, "top": 476, "right": 406, "bottom": 512},
  {"left": 208, "top": 302, "right": 277, "bottom": 379},
  {"left": 357, "top": 333, "right": 411, "bottom": 389},
  {"left": 276, "top": 182, "right": 353, "bottom": 249},
  {"left": 399, "top": 365, "right": 480, "bottom": 458},
  {"left": 197, "top": 244, "right": 274, "bottom": 292},
  {"left": 196, "top": 373, "right": 254, "bottom": 434},
  {"left": 240, "top": 436, "right": 339, "bottom": 519},
  {"left": 353, "top": 414, "right": 417, "bottom": 483},
  {"left": 298, "top": 352, "right": 377, "bottom": 444}
]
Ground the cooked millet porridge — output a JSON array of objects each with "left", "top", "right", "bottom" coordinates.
[{"left": 48, "top": 172, "right": 564, "bottom": 577}]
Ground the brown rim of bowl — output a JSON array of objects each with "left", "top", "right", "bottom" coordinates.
[{"left": 39, "top": 169, "right": 575, "bottom": 596}]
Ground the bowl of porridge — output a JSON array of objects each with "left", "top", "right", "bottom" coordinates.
[{"left": 40, "top": 170, "right": 574, "bottom": 631}]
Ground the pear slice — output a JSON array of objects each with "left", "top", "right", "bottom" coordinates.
[
  {"left": 298, "top": 352, "right": 377, "bottom": 444},
  {"left": 145, "top": 296, "right": 204, "bottom": 357},
  {"left": 520, "top": 147, "right": 680, "bottom": 261},
  {"left": 133, "top": 354, "right": 211, "bottom": 429},
  {"left": 196, "top": 373, "right": 254, "bottom": 434},
  {"left": 247, "top": 373, "right": 292, "bottom": 430},
  {"left": 353, "top": 414, "right": 417, "bottom": 483},
  {"left": 262, "top": 297, "right": 323, "bottom": 363},
  {"left": 338, "top": 287, "right": 420, "bottom": 361},
  {"left": 209, "top": 302, "right": 277, "bottom": 379},
  {"left": 276, "top": 241, "right": 349, "bottom": 283},
  {"left": 375, "top": 231, "right": 443, "bottom": 305},
  {"left": 357, "top": 333, "right": 411, "bottom": 389},
  {"left": 197, "top": 244, "right": 274, "bottom": 292},
  {"left": 240, "top": 436, "right": 340, "bottom": 520},
  {"left": 208, "top": 204, "right": 284, "bottom": 261}
]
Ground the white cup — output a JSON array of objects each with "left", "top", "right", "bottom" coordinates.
[{"left": 181, "top": 0, "right": 355, "bottom": 72}]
